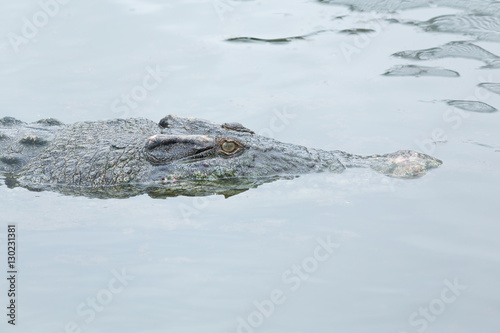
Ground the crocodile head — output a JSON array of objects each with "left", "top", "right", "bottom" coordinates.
[
  {"left": 144, "top": 115, "right": 442, "bottom": 183},
  {"left": 143, "top": 115, "right": 343, "bottom": 183}
]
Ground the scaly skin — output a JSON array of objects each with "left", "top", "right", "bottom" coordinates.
[
  {"left": 0, "top": 117, "right": 64, "bottom": 173},
  {"left": 0, "top": 115, "right": 442, "bottom": 198}
]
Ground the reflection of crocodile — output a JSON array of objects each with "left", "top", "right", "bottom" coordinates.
[{"left": 0, "top": 115, "right": 442, "bottom": 198}]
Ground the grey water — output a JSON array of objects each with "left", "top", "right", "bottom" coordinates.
[{"left": 1, "top": 0, "right": 500, "bottom": 332}]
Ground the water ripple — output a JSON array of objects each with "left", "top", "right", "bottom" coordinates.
[
  {"left": 338, "top": 28, "right": 376, "bottom": 35},
  {"left": 226, "top": 30, "right": 330, "bottom": 44},
  {"left": 317, "top": 0, "right": 500, "bottom": 16},
  {"left": 383, "top": 65, "right": 459, "bottom": 77},
  {"left": 392, "top": 41, "right": 500, "bottom": 68},
  {"left": 463, "top": 140, "right": 500, "bottom": 152},
  {"left": 445, "top": 100, "right": 498, "bottom": 113},
  {"left": 478, "top": 82, "right": 500, "bottom": 95},
  {"left": 411, "top": 14, "right": 500, "bottom": 41}
]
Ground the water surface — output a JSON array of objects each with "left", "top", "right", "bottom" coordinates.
[{"left": 1, "top": 0, "right": 499, "bottom": 332}]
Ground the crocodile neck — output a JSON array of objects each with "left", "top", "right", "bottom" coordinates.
[
  {"left": 0, "top": 117, "right": 63, "bottom": 173},
  {"left": 16, "top": 118, "right": 159, "bottom": 186}
]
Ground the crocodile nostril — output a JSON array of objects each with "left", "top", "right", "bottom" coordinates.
[{"left": 158, "top": 117, "right": 170, "bottom": 129}]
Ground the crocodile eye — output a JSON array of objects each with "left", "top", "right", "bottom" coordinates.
[
  {"left": 221, "top": 141, "right": 237, "bottom": 153},
  {"left": 218, "top": 139, "right": 243, "bottom": 155}
]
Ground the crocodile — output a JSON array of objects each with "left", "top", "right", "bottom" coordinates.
[{"left": 0, "top": 115, "right": 442, "bottom": 198}]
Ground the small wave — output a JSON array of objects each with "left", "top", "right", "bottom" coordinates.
[
  {"left": 226, "top": 36, "right": 306, "bottom": 44},
  {"left": 316, "top": 0, "right": 429, "bottom": 12},
  {"left": 478, "top": 82, "right": 500, "bottom": 95},
  {"left": 316, "top": 0, "right": 500, "bottom": 16},
  {"left": 392, "top": 41, "right": 500, "bottom": 68},
  {"left": 382, "top": 65, "right": 459, "bottom": 77},
  {"left": 463, "top": 140, "right": 500, "bottom": 152},
  {"left": 338, "top": 28, "right": 375, "bottom": 35},
  {"left": 226, "top": 30, "right": 330, "bottom": 44},
  {"left": 415, "top": 14, "right": 500, "bottom": 41},
  {"left": 445, "top": 100, "right": 498, "bottom": 113}
]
